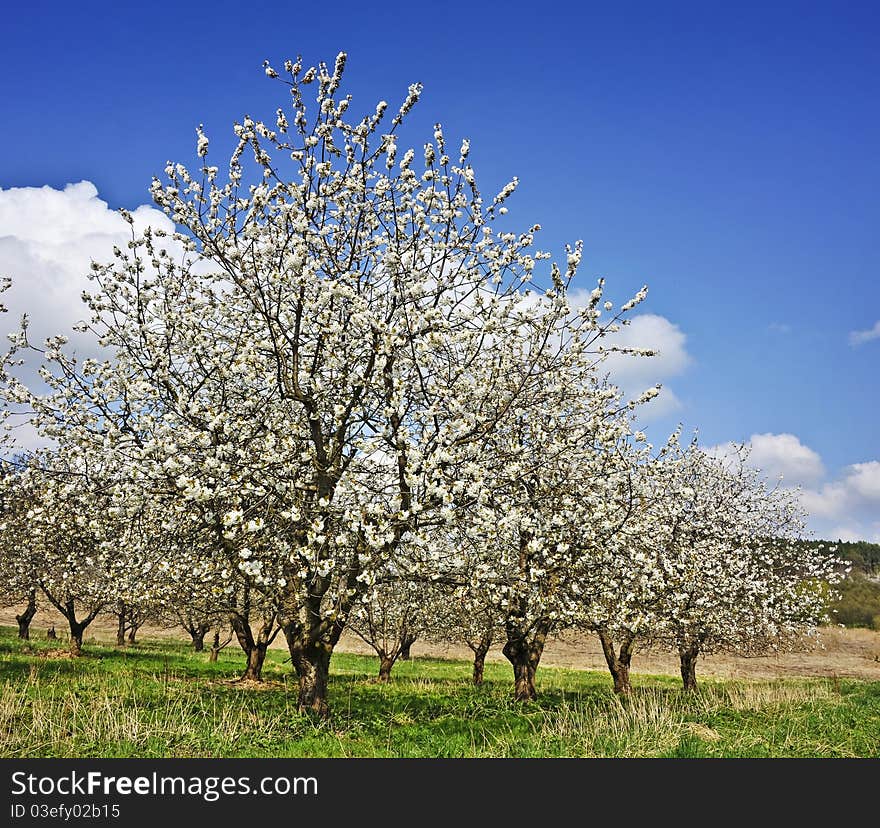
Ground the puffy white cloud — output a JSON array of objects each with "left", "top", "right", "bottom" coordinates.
[
  {"left": 566, "top": 294, "right": 693, "bottom": 421},
  {"left": 848, "top": 320, "right": 880, "bottom": 347},
  {"left": 0, "top": 181, "right": 172, "bottom": 453},
  {"left": 706, "top": 432, "right": 825, "bottom": 487},
  {"left": 798, "top": 482, "right": 849, "bottom": 520},
  {"left": 800, "top": 461, "right": 880, "bottom": 522},
  {"left": 0, "top": 181, "right": 172, "bottom": 351},
  {"left": 794, "top": 460, "right": 880, "bottom": 543},
  {"left": 745, "top": 432, "right": 825, "bottom": 486},
  {"left": 845, "top": 461, "right": 880, "bottom": 501},
  {"left": 705, "top": 432, "right": 880, "bottom": 542},
  {"left": 638, "top": 385, "right": 683, "bottom": 418},
  {"left": 600, "top": 312, "right": 692, "bottom": 385}
]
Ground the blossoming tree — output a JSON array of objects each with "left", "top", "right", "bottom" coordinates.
[
  {"left": 1, "top": 53, "right": 646, "bottom": 714},
  {"left": 640, "top": 434, "right": 844, "bottom": 690}
]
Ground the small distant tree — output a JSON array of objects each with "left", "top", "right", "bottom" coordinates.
[
  {"left": 113, "top": 598, "right": 154, "bottom": 646},
  {"left": 576, "top": 443, "right": 665, "bottom": 696},
  {"left": 426, "top": 581, "right": 503, "bottom": 686},
  {"left": 349, "top": 575, "right": 432, "bottom": 681},
  {"left": 208, "top": 628, "right": 234, "bottom": 663},
  {"left": 177, "top": 609, "right": 214, "bottom": 652},
  {"left": 0, "top": 455, "right": 119, "bottom": 656},
  {"left": 457, "top": 355, "right": 654, "bottom": 701},
  {"left": 644, "top": 435, "right": 845, "bottom": 690},
  {"left": 0, "top": 455, "right": 41, "bottom": 639}
]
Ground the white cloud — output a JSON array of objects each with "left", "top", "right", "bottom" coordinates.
[
  {"left": 704, "top": 432, "right": 880, "bottom": 542},
  {"left": 640, "top": 385, "right": 683, "bottom": 418},
  {"left": 800, "top": 461, "right": 880, "bottom": 521},
  {"left": 848, "top": 320, "right": 880, "bottom": 347},
  {"left": 0, "top": 181, "right": 172, "bottom": 454},
  {"left": 600, "top": 312, "right": 692, "bottom": 384},
  {"left": 798, "top": 482, "right": 849, "bottom": 520},
  {"left": 795, "top": 462, "right": 880, "bottom": 543},
  {"left": 747, "top": 433, "right": 825, "bottom": 486},
  {"left": 845, "top": 461, "right": 880, "bottom": 501},
  {"left": 0, "top": 181, "right": 172, "bottom": 351},
  {"left": 565, "top": 297, "right": 693, "bottom": 421},
  {"left": 706, "top": 432, "right": 825, "bottom": 487}
]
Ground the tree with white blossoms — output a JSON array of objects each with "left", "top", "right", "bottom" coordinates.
[
  {"left": 0, "top": 287, "right": 39, "bottom": 640},
  {"left": 574, "top": 438, "right": 660, "bottom": 696},
  {"left": 641, "top": 433, "right": 844, "bottom": 690},
  {"left": 112, "top": 599, "right": 153, "bottom": 647},
  {"left": 0, "top": 457, "right": 41, "bottom": 640},
  {"left": 1, "top": 52, "right": 647, "bottom": 715},
  {"left": 0, "top": 453, "right": 122, "bottom": 656},
  {"left": 125, "top": 504, "right": 284, "bottom": 680},
  {"left": 101, "top": 505, "right": 168, "bottom": 647},
  {"left": 424, "top": 578, "right": 504, "bottom": 686},
  {"left": 176, "top": 608, "right": 216, "bottom": 653},
  {"left": 348, "top": 569, "right": 434, "bottom": 681},
  {"left": 454, "top": 315, "right": 656, "bottom": 701},
  {"left": 158, "top": 569, "right": 225, "bottom": 653}
]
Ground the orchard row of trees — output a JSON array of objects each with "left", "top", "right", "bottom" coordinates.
[
  {"left": 0, "top": 431, "right": 843, "bottom": 699},
  {"left": 0, "top": 53, "right": 843, "bottom": 715}
]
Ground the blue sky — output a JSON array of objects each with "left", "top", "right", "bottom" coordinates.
[{"left": 1, "top": 0, "right": 878, "bottom": 539}]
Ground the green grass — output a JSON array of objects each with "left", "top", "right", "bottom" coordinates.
[{"left": 1, "top": 626, "right": 877, "bottom": 757}]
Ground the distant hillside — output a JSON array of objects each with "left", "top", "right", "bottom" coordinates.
[
  {"left": 827, "top": 539, "right": 880, "bottom": 575},
  {"left": 793, "top": 538, "right": 880, "bottom": 575},
  {"left": 818, "top": 539, "right": 880, "bottom": 630}
]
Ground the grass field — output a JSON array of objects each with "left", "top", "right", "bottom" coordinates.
[{"left": 1, "top": 626, "right": 878, "bottom": 758}]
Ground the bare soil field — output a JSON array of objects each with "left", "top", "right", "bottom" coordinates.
[{"left": 4, "top": 606, "right": 879, "bottom": 681}]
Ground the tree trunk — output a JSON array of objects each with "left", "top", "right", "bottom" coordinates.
[
  {"left": 69, "top": 621, "right": 85, "bottom": 657},
  {"left": 612, "top": 661, "right": 631, "bottom": 695},
  {"left": 289, "top": 641, "right": 332, "bottom": 716},
  {"left": 502, "top": 629, "right": 545, "bottom": 702},
  {"left": 16, "top": 590, "right": 37, "bottom": 640},
  {"left": 472, "top": 650, "right": 487, "bottom": 686},
  {"left": 184, "top": 624, "right": 210, "bottom": 653},
  {"left": 378, "top": 655, "right": 394, "bottom": 682},
  {"left": 127, "top": 624, "right": 140, "bottom": 645},
  {"left": 230, "top": 614, "right": 261, "bottom": 681},
  {"left": 282, "top": 583, "right": 352, "bottom": 718},
  {"left": 242, "top": 642, "right": 267, "bottom": 681},
  {"left": 209, "top": 631, "right": 221, "bottom": 662},
  {"left": 468, "top": 633, "right": 492, "bottom": 686},
  {"left": 115, "top": 611, "right": 126, "bottom": 647},
  {"left": 38, "top": 593, "right": 100, "bottom": 657},
  {"left": 399, "top": 635, "right": 416, "bottom": 661},
  {"left": 230, "top": 613, "right": 277, "bottom": 681},
  {"left": 597, "top": 629, "right": 635, "bottom": 695},
  {"left": 679, "top": 645, "right": 699, "bottom": 691},
  {"left": 47, "top": 625, "right": 57, "bottom": 640},
  {"left": 511, "top": 656, "right": 537, "bottom": 701}
]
